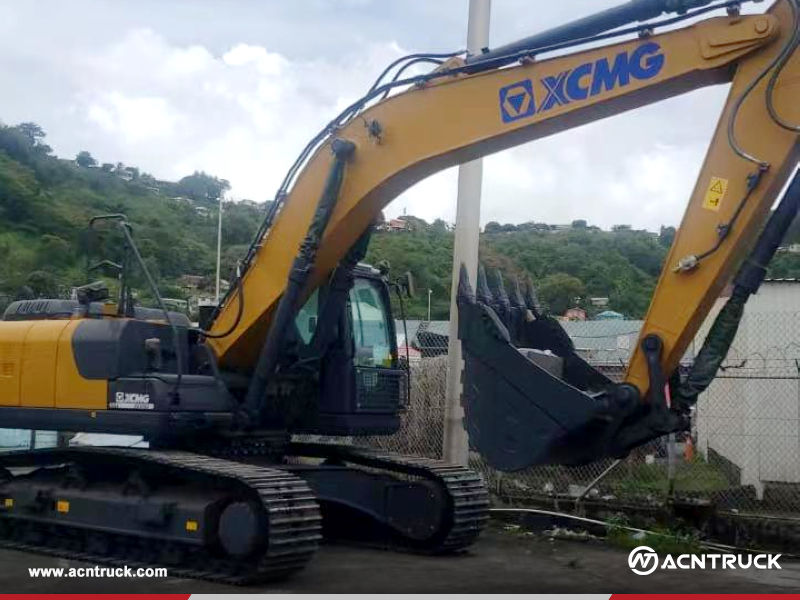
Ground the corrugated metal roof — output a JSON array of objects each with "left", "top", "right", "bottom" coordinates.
[
  {"left": 397, "top": 318, "right": 695, "bottom": 365},
  {"left": 397, "top": 320, "right": 450, "bottom": 343},
  {"left": 561, "top": 320, "right": 644, "bottom": 364}
]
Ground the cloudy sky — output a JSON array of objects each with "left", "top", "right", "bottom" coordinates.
[{"left": 0, "top": 0, "right": 748, "bottom": 231}]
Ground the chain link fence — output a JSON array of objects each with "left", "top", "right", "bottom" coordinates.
[{"left": 357, "top": 311, "right": 800, "bottom": 518}]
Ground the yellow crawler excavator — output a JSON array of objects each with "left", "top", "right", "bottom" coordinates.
[{"left": 0, "top": 0, "right": 797, "bottom": 584}]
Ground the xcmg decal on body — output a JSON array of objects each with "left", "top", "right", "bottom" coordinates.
[{"left": 499, "top": 42, "right": 666, "bottom": 123}]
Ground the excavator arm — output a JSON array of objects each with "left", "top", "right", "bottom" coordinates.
[{"left": 208, "top": 0, "right": 799, "bottom": 467}]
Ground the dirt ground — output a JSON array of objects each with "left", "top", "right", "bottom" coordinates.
[{"left": 1, "top": 527, "right": 798, "bottom": 594}]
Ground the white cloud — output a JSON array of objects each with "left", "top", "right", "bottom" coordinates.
[
  {"left": 86, "top": 93, "right": 182, "bottom": 143},
  {"left": 57, "top": 27, "right": 411, "bottom": 200},
  {"left": 0, "top": 0, "right": 743, "bottom": 231}
]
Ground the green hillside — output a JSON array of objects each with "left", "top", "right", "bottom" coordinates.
[
  {"left": 367, "top": 221, "right": 670, "bottom": 320},
  {"left": 370, "top": 214, "right": 800, "bottom": 321},
  {"left": 0, "top": 122, "right": 264, "bottom": 306},
  {"left": 0, "top": 121, "right": 797, "bottom": 320}
]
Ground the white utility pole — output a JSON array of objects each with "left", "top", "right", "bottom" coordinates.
[
  {"left": 442, "top": 0, "right": 491, "bottom": 466},
  {"left": 427, "top": 289, "right": 433, "bottom": 322},
  {"left": 215, "top": 196, "right": 224, "bottom": 304}
]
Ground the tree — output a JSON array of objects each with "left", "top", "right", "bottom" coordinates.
[
  {"left": 37, "top": 235, "right": 71, "bottom": 268},
  {"left": 612, "top": 224, "right": 632, "bottom": 232},
  {"left": 16, "top": 122, "right": 46, "bottom": 146},
  {"left": 538, "top": 273, "right": 586, "bottom": 316},
  {"left": 501, "top": 223, "right": 518, "bottom": 233},
  {"left": 572, "top": 219, "right": 588, "bottom": 229},
  {"left": 432, "top": 218, "right": 449, "bottom": 233},
  {"left": 101, "top": 163, "right": 114, "bottom": 172},
  {"left": 0, "top": 152, "right": 39, "bottom": 220},
  {"left": 26, "top": 270, "right": 58, "bottom": 298},
  {"left": 76, "top": 151, "right": 97, "bottom": 168},
  {"left": 659, "top": 225, "right": 676, "bottom": 249},
  {"left": 176, "top": 171, "right": 231, "bottom": 204},
  {"left": 484, "top": 221, "right": 502, "bottom": 234}
]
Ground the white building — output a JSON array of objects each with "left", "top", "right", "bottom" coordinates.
[{"left": 695, "top": 279, "right": 800, "bottom": 498}]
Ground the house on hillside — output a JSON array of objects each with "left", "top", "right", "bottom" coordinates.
[
  {"left": 179, "top": 275, "right": 208, "bottom": 290},
  {"left": 379, "top": 218, "right": 411, "bottom": 232},
  {"left": 563, "top": 307, "right": 587, "bottom": 321},
  {"left": 776, "top": 243, "right": 800, "bottom": 254},
  {"left": 596, "top": 310, "right": 625, "bottom": 321}
]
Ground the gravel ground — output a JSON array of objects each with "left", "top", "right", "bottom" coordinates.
[{"left": 1, "top": 527, "right": 797, "bottom": 594}]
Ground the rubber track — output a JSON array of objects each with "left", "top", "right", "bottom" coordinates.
[
  {"left": 287, "top": 442, "right": 490, "bottom": 553},
  {"left": 0, "top": 447, "right": 321, "bottom": 585}
]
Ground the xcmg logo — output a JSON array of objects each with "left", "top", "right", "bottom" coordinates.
[{"left": 499, "top": 42, "right": 665, "bottom": 123}]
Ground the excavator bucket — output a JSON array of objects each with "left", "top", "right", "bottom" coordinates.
[{"left": 456, "top": 265, "right": 678, "bottom": 471}]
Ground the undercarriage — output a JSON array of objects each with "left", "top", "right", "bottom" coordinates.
[{"left": 0, "top": 443, "right": 489, "bottom": 584}]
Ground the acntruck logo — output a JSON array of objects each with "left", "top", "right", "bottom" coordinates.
[
  {"left": 628, "top": 545, "right": 782, "bottom": 576},
  {"left": 628, "top": 546, "right": 659, "bottom": 576}
]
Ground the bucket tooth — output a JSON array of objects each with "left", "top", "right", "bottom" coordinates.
[
  {"left": 510, "top": 276, "right": 526, "bottom": 311},
  {"left": 476, "top": 264, "right": 494, "bottom": 307},
  {"left": 524, "top": 278, "right": 542, "bottom": 317},
  {"left": 493, "top": 270, "right": 512, "bottom": 328},
  {"left": 457, "top": 264, "right": 476, "bottom": 306}
]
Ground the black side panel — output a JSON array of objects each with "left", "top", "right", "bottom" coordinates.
[
  {"left": 71, "top": 319, "right": 127, "bottom": 379},
  {"left": 0, "top": 406, "right": 232, "bottom": 438},
  {"left": 289, "top": 465, "right": 443, "bottom": 543},
  {"left": 72, "top": 320, "right": 189, "bottom": 380},
  {"left": 110, "top": 376, "right": 229, "bottom": 412}
]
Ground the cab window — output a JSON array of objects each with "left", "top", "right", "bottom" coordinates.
[
  {"left": 295, "top": 289, "right": 319, "bottom": 345},
  {"left": 349, "top": 278, "right": 392, "bottom": 368}
]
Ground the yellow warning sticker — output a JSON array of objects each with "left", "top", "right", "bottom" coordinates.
[
  {"left": 185, "top": 519, "right": 199, "bottom": 532},
  {"left": 56, "top": 500, "right": 70, "bottom": 514},
  {"left": 703, "top": 177, "right": 729, "bottom": 212}
]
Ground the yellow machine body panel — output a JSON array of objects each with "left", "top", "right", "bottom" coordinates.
[
  {"left": 0, "top": 321, "right": 35, "bottom": 407},
  {"left": 0, "top": 320, "right": 107, "bottom": 411},
  {"left": 55, "top": 320, "right": 107, "bottom": 410},
  {"left": 20, "top": 320, "right": 69, "bottom": 407}
]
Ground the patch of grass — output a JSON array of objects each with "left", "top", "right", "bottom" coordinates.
[
  {"left": 607, "top": 457, "right": 732, "bottom": 496},
  {"left": 605, "top": 514, "right": 703, "bottom": 555}
]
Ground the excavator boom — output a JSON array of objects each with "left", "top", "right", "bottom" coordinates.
[{"left": 209, "top": 1, "right": 798, "bottom": 468}]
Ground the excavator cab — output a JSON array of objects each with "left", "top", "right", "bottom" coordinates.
[
  {"left": 456, "top": 265, "right": 688, "bottom": 471},
  {"left": 289, "top": 263, "right": 408, "bottom": 436}
]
